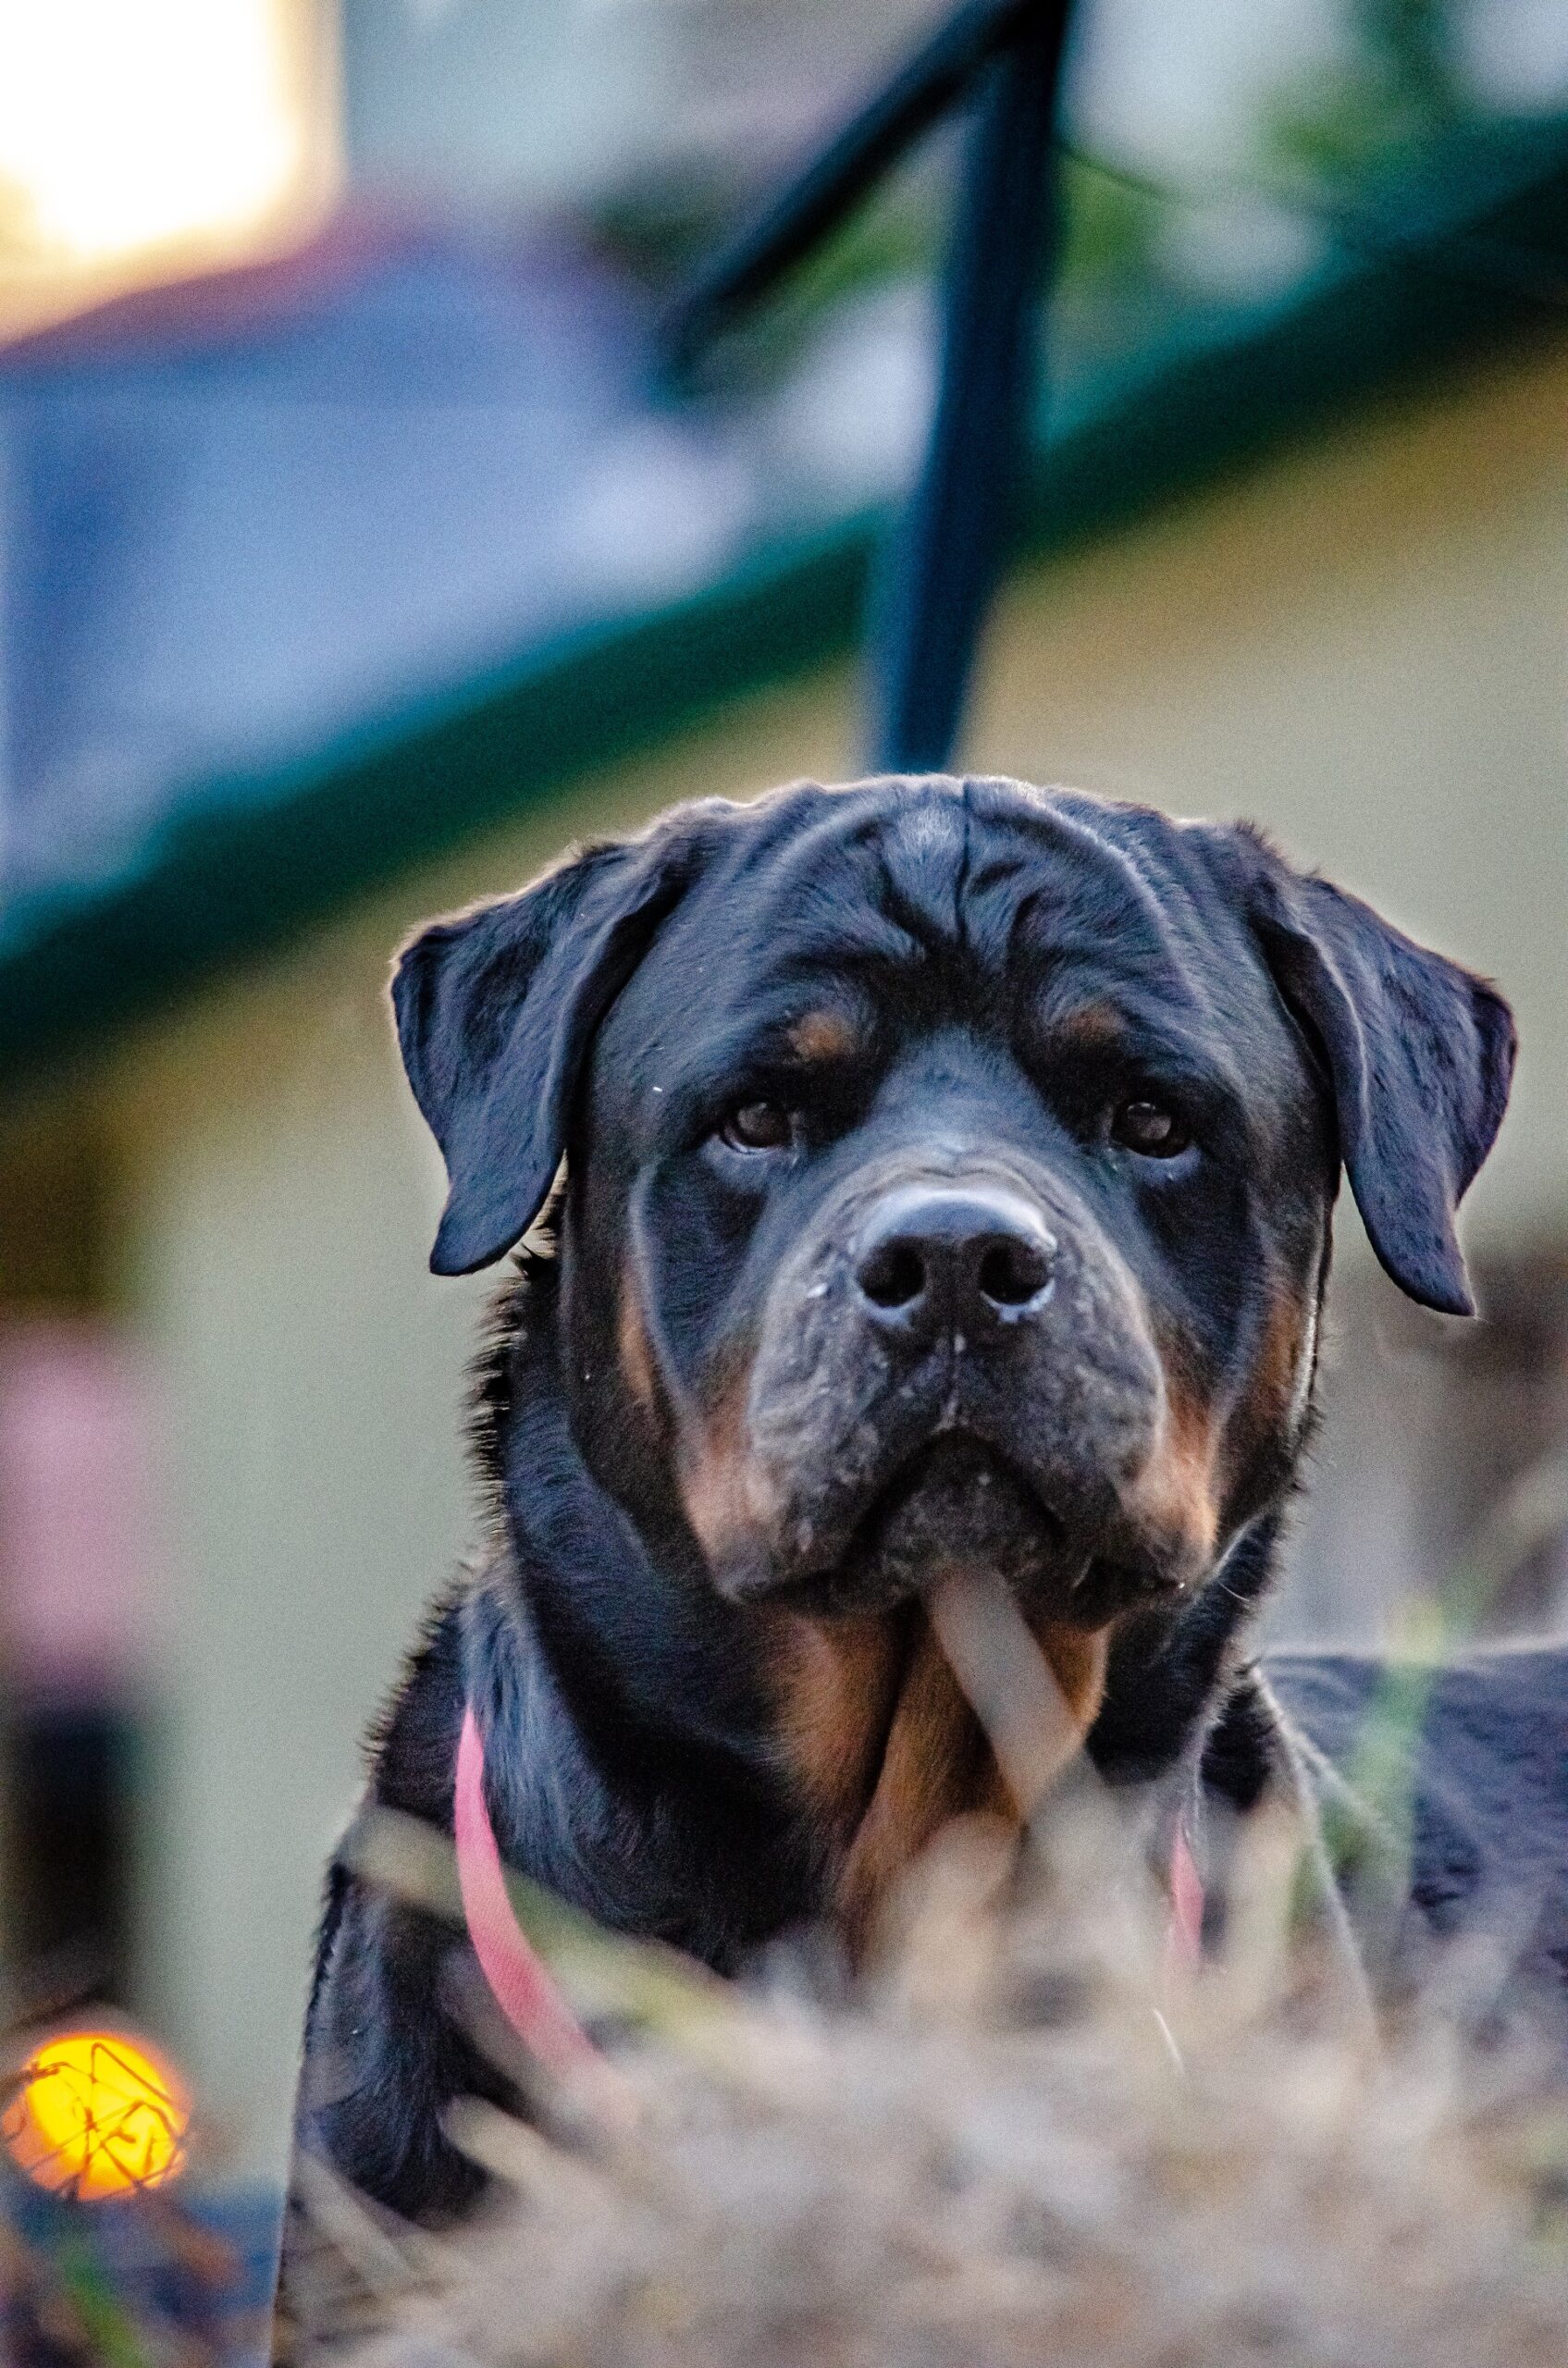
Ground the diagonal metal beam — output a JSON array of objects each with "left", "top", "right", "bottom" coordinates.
[{"left": 663, "top": 0, "right": 1035, "bottom": 367}]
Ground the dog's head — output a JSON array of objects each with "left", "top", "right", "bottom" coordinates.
[{"left": 394, "top": 778, "right": 1512, "bottom": 1640}]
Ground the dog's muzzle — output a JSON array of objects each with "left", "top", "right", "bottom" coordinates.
[{"left": 715, "top": 1161, "right": 1168, "bottom": 1617}]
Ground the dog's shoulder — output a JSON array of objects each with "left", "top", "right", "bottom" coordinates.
[
  {"left": 1264, "top": 1639, "right": 1568, "bottom": 1838},
  {"left": 1241, "top": 1641, "right": 1568, "bottom": 2026},
  {"left": 364, "top": 1583, "right": 469, "bottom": 1820}
]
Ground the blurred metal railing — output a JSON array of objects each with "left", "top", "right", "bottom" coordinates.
[{"left": 667, "top": 0, "right": 1077, "bottom": 773}]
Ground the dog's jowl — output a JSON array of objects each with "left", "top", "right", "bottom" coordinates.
[{"left": 284, "top": 775, "right": 1517, "bottom": 2233}]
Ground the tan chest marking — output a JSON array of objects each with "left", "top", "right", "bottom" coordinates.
[{"left": 772, "top": 1598, "right": 1107, "bottom": 1957}]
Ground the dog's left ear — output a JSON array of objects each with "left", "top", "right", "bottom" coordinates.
[
  {"left": 1221, "top": 833, "right": 1515, "bottom": 1316},
  {"left": 392, "top": 822, "right": 707, "bottom": 1276}
]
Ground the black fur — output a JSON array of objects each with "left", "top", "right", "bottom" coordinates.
[
  {"left": 283, "top": 775, "right": 1519, "bottom": 2243},
  {"left": 1204, "top": 1646, "right": 1568, "bottom": 2048}
]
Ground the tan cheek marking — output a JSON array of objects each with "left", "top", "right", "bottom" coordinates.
[
  {"left": 787, "top": 1008, "right": 858, "bottom": 1064},
  {"left": 1204, "top": 1281, "right": 1316, "bottom": 1546},
  {"left": 1135, "top": 1290, "right": 1312, "bottom": 1569},
  {"left": 617, "top": 1259, "right": 659, "bottom": 1415},
  {"left": 1253, "top": 1283, "right": 1308, "bottom": 1437},
  {"left": 1130, "top": 1361, "right": 1224, "bottom": 1572},
  {"left": 677, "top": 1362, "right": 775, "bottom": 1562}
]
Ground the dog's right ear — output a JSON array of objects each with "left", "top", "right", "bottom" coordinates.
[{"left": 392, "top": 830, "right": 702, "bottom": 1276}]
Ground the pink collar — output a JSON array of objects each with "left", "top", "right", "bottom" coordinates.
[
  {"left": 1167, "top": 1819, "right": 1205, "bottom": 1969},
  {"left": 452, "top": 1706, "right": 603, "bottom": 2082},
  {"left": 455, "top": 1706, "right": 1204, "bottom": 2071}
]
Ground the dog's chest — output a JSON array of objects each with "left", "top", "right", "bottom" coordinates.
[{"left": 769, "top": 1601, "right": 1106, "bottom": 1951}]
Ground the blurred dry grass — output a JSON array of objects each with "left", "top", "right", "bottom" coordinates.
[{"left": 284, "top": 1774, "right": 1568, "bottom": 2368}]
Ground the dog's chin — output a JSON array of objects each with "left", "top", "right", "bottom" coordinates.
[{"left": 739, "top": 1437, "right": 1085, "bottom": 1621}]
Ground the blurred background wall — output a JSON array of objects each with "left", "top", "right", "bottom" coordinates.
[{"left": 0, "top": 0, "right": 1563, "bottom": 2188}]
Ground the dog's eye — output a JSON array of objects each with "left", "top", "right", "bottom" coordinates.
[
  {"left": 719, "top": 1099, "right": 794, "bottom": 1153},
  {"left": 1111, "top": 1098, "right": 1189, "bottom": 1157}
]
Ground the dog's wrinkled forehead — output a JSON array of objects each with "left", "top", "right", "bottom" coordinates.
[
  {"left": 613, "top": 775, "right": 1271, "bottom": 1068},
  {"left": 878, "top": 775, "right": 966, "bottom": 905},
  {"left": 395, "top": 770, "right": 1512, "bottom": 1305}
]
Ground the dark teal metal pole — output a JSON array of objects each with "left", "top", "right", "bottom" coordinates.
[
  {"left": 871, "top": 2, "right": 1072, "bottom": 771},
  {"left": 666, "top": 0, "right": 1076, "bottom": 776}
]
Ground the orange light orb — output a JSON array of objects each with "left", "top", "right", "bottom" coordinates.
[{"left": 3, "top": 2027, "right": 191, "bottom": 2200}]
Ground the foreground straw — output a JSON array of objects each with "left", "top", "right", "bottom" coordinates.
[{"left": 288, "top": 1786, "right": 1568, "bottom": 2368}]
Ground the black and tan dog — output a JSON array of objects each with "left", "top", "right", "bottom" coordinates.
[{"left": 290, "top": 772, "right": 1535, "bottom": 2233}]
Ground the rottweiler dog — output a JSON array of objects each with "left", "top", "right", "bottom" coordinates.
[{"left": 288, "top": 773, "right": 1522, "bottom": 2230}]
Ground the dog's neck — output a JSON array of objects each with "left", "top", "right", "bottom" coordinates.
[{"left": 472, "top": 1251, "right": 1294, "bottom": 1962}]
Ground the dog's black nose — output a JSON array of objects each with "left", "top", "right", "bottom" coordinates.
[{"left": 854, "top": 1185, "right": 1056, "bottom": 1338}]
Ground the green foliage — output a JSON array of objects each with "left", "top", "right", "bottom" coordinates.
[
  {"left": 1055, "top": 154, "right": 1161, "bottom": 295},
  {"left": 1262, "top": 0, "right": 1464, "bottom": 183}
]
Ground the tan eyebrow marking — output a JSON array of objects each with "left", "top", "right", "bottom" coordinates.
[
  {"left": 787, "top": 1008, "right": 860, "bottom": 1065},
  {"left": 1052, "top": 1000, "right": 1125, "bottom": 1054}
]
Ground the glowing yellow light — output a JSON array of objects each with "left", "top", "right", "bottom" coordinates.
[
  {"left": 0, "top": 0, "right": 321, "bottom": 278},
  {"left": 3, "top": 2028, "right": 191, "bottom": 2201},
  {"left": 0, "top": 0, "right": 335, "bottom": 339}
]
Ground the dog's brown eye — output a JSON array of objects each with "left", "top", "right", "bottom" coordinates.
[
  {"left": 1111, "top": 1099, "right": 1188, "bottom": 1157},
  {"left": 720, "top": 1100, "right": 794, "bottom": 1153}
]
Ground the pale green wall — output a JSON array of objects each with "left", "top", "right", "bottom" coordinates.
[
  {"left": 972, "top": 334, "right": 1568, "bottom": 1252},
  {"left": 58, "top": 328, "right": 1568, "bottom": 2173}
]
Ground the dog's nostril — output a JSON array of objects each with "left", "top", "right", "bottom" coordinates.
[
  {"left": 977, "top": 1238, "right": 1052, "bottom": 1307},
  {"left": 854, "top": 1189, "right": 1056, "bottom": 1330},
  {"left": 858, "top": 1241, "right": 927, "bottom": 1310}
]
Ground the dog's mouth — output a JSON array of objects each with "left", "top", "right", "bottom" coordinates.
[{"left": 771, "top": 1435, "right": 1073, "bottom": 1617}]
